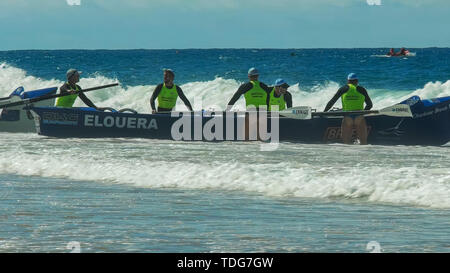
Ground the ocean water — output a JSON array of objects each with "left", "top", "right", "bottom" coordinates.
[{"left": 0, "top": 49, "right": 449, "bottom": 252}]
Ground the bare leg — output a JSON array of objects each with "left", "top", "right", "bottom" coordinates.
[
  {"left": 354, "top": 116, "right": 368, "bottom": 145},
  {"left": 341, "top": 117, "right": 354, "bottom": 144}
]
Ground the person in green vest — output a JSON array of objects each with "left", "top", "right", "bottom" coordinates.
[
  {"left": 55, "top": 69, "right": 102, "bottom": 109},
  {"left": 324, "top": 73, "right": 373, "bottom": 145},
  {"left": 226, "top": 67, "right": 272, "bottom": 111},
  {"left": 267, "top": 79, "right": 293, "bottom": 111},
  {"left": 150, "top": 69, "right": 193, "bottom": 113}
]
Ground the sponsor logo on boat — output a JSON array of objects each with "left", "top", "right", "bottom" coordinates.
[
  {"left": 84, "top": 114, "right": 158, "bottom": 130},
  {"left": 42, "top": 111, "right": 78, "bottom": 125},
  {"left": 292, "top": 109, "right": 309, "bottom": 115},
  {"left": 323, "top": 126, "right": 371, "bottom": 142},
  {"left": 378, "top": 119, "right": 405, "bottom": 137},
  {"left": 413, "top": 105, "right": 449, "bottom": 118},
  {"left": 391, "top": 107, "right": 409, "bottom": 112}
]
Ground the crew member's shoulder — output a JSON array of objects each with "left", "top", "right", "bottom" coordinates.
[
  {"left": 356, "top": 85, "right": 368, "bottom": 92},
  {"left": 59, "top": 82, "right": 69, "bottom": 89},
  {"left": 153, "top": 83, "right": 164, "bottom": 91},
  {"left": 339, "top": 84, "right": 350, "bottom": 91},
  {"left": 258, "top": 81, "right": 272, "bottom": 92},
  {"left": 240, "top": 82, "right": 253, "bottom": 88},
  {"left": 336, "top": 85, "right": 350, "bottom": 95},
  {"left": 237, "top": 82, "right": 254, "bottom": 93}
]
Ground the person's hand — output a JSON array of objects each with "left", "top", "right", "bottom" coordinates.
[{"left": 152, "top": 109, "right": 156, "bottom": 114}]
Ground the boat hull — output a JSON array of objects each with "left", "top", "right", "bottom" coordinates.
[
  {"left": 29, "top": 96, "right": 450, "bottom": 146},
  {"left": 0, "top": 87, "right": 57, "bottom": 133}
]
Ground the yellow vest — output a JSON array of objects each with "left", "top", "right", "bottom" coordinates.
[
  {"left": 341, "top": 84, "right": 365, "bottom": 111},
  {"left": 243, "top": 81, "right": 267, "bottom": 109},
  {"left": 268, "top": 88, "right": 286, "bottom": 111},
  {"left": 55, "top": 83, "right": 79, "bottom": 108},
  {"left": 157, "top": 84, "right": 178, "bottom": 109}
]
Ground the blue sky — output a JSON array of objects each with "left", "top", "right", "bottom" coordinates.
[{"left": 0, "top": 0, "right": 448, "bottom": 50}]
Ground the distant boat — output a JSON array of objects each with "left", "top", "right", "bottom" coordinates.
[{"left": 386, "top": 48, "right": 414, "bottom": 57}]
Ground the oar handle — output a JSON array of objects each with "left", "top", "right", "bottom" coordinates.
[{"left": 34, "top": 83, "right": 119, "bottom": 102}]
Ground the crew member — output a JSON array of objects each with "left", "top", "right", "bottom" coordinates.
[
  {"left": 387, "top": 48, "right": 395, "bottom": 56},
  {"left": 226, "top": 68, "right": 271, "bottom": 111},
  {"left": 268, "top": 79, "right": 292, "bottom": 111},
  {"left": 324, "top": 73, "right": 373, "bottom": 145},
  {"left": 55, "top": 69, "right": 102, "bottom": 109},
  {"left": 150, "top": 69, "right": 193, "bottom": 113}
]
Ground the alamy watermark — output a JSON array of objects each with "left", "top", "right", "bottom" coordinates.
[
  {"left": 66, "top": 0, "right": 81, "bottom": 6},
  {"left": 66, "top": 241, "right": 81, "bottom": 253},
  {"left": 170, "top": 101, "right": 280, "bottom": 151},
  {"left": 366, "top": 241, "right": 382, "bottom": 253}
]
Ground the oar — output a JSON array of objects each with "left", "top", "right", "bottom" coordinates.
[
  {"left": 150, "top": 104, "right": 412, "bottom": 119},
  {"left": 0, "top": 83, "right": 119, "bottom": 109},
  {"left": 278, "top": 106, "right": 312, "bottom": 119},
  {"left": 313, "top": 104, "right": 413, "bottom": 118},
  {"left": 277, "top": 104, "right": 412, "bottom": 119}
]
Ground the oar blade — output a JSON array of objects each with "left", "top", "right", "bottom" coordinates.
[
  {"left": 279, "top": 106, "right": 312, "bottom": 119},
  {"left": 379, "top": 104, "right": 413, "bottom": 117}
]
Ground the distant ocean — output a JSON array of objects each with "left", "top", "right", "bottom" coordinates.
[{"left": 0, "top": 49, "right": 449, "bottom": 252}]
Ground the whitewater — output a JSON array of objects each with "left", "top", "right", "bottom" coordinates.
[{"left": 0, "top": 49, "right": 449, "bottom": 252}]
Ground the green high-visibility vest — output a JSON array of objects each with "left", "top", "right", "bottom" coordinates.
[
  {"left": 157, "top": 84, "right": 179, "bottom": 110},
  {"left": 268, "top": 88, "right": 286, "bottom": 111},
  {"left": 341, "top": 84, "right": 365, "bottom": 111},
  {"left": 55, "top": 83, "right": 79, "bottom": 108},
  {"left": 244, "top": 81, "right": 267, "bottom": 109}
]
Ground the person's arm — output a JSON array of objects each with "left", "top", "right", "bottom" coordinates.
[
  {"left": 78, "top": 90, "right": 98, "bottom": 108},
  {"left": 324, "top": 86, "right": 347, "bottom": 112},
  {"left": 284, "top": 92, "right": 293, "bottom": 108},
  {"left": 59, "top": 83, "right": 69, "bottom": 94},
  {"left": 150, "top": 84, "right": 163, "bottom": 112},
  {"left": 266, "top": 86, "right": 273, "bottom": 107},
  {"left": 60, "top": 83, "right": 77, "bottom": 95},
  {"left": 226, "top": 83, "right": 252, "bottom": 110},
  {"left": 176, "top": 86, "right": 193, "bottom": 111},
  {"left": 260, "top": 82, "right": 272, "bottom": 109},
  {"left": 358, "top": 86, "right": 373, "bottom": 110}
]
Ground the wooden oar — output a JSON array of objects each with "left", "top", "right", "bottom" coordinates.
[{"left": 0, "top": 83, "right": 119, "bottom": 109}]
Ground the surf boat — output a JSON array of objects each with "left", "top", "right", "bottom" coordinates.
[
  {"left": 0, "top": 86, "right": 57, "bottom": 132},
  {"left": 28, "top": 95, "right": 450, "bottom": 146}
]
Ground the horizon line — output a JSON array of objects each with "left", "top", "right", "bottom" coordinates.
[{"left": 1, "top": 47, "right": 449, "bottom": 51}]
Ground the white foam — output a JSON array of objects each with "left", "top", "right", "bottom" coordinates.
[
  {"left": 0, "top": 140, "right": 448, "bottom": 209},
  {"left": 1, "top": 63, "right": 450, "bottom": 112},
  {"left": 0, "top": 62, "right": 61, "bottom": 97}
]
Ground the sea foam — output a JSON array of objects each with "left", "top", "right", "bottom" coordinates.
[{"left": 2, "top": 63, "right": 450, "bottom": 112}]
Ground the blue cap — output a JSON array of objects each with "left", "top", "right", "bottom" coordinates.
[
  {"left": 347, "top": 73, "right": 358, "bottom": 80},
  {"left": 248, "top": 67, "right": 259, "bottom": 76},
  {"left": 274, "top": 78, "right": 289, "bottom": 87}
]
